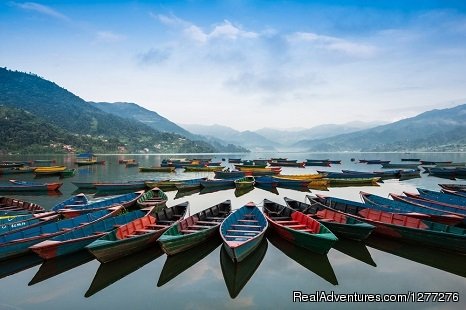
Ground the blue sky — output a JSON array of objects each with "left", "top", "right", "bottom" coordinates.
[{"left": 1, "top": 1, "right": 466, "bottom": 130}]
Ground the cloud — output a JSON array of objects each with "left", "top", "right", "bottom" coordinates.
[
  {"left": 138, "top": 47, "right": 172, "bottom": 64},
  {"left": 150, "top": 12, "right": 189, "bottom": 27},
  {"left": 95, "top": 31, "right": 126, "bottom": 43},
  {"left": 287, "top": 32, "right": 377, "bottom": 57},
  {"left": 11, "top": 1, "right": 70, "bottom": 21}
]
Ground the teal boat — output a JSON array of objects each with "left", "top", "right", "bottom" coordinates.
[
  {"left": 136, "top": 187, "right": 168, "bottom": 209},
  {"left": 158, "top": 200, "right": 231, "bottom": 255},
  {"left": 234, "top": 176, "right": 255, "bottom": 189},
  {"left": 220, "top": 202, "right": 268, "bottom": 263}
]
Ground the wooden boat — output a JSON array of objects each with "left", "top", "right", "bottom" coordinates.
[
  {"left": 71, "top": 181, "right": 97, "bottom": 189},
  {"left": 207, "top": 162, "right": 222, "bottom": 166},
  {"left": 157, "top": 236, "right": 221, "bottom": 287},
  {"left": 420, "top": 160, "right": 452, "bottom": 165},
  {"left": 184, "top": 166, "right": 224, "bottom": 172},
  {"left": 228, "top": 158, "right": 242, "bottom": 163},
  {"left": 30, "top": 206, "right": 153, "bottom": 259},
  {"left": 136, "top": 187, "right": 167, "bottom": 208},
  {"left": 125, "top": 161, "right": 139, "bottom": 168},
  {"left": 305, "top": 160, "right": 331, "bottom": 167},
  {"left": 0, "top": 212, "right": 61, "bottom": 236},
  {"left": 174, "top": 178, "right": 207, "bottom": 191},
  {"left": 86, "top": 202, "right": 189, "bottom": 263},
  {"left": 94, "top": 181, "right": 146, "bottom": 191},
  {"left": 234, "top": 176, "right": 255, "bottom": 189},
  {"left": 118, "top": 159, "right": 133, "bottom": 164},
  {"left": 214, "top": 170, "right": 245, "bottom": 179},
  {"left": 308, "top": 179, "right": 330, "bottom": 187},
  {"left": 220, "top": 239, "right": 268, "bottom": 298},
  {"left": 51, "top": 193, "right": 90, "bottom": 211},
  {"left": 315, "top": 195, "right": 466, "bottom": 253},
  {"left": 254, "top": 176, "right": 278, "bottom": 186},
  {"left": 253, "top": 159, "right": 269, "bottom": 166},
  {"left": 54, "top": 191, "right": 144, "bottom": 218},
  {"left": 236, "top": 166, "right": 281, "bottom": 174},
  {"left": 158, "top": 200, "right": 231, "bottom": 255},
  {"left": 60, "top": 168, "right": 77, "bottom": 178},
  {"left": 341, "top": 170, "right": 401, "bottom": 179},
  {"left": 361, "top": 192, "right": 465, "bottom": 226},
  {"left": 269, "top": 161, "right": 305, "bottom": 168},
  {"left": 34, "top": 166, "right": 67, "bottom": 175},
  {"left": 325, "top": 177, "right": 380, "bottom": 186},
  {"left": 401, "top": 158, "right": 420, "bottom": 162},
  {"left": 271, "top": 176, "right": 309, "bottom": 187},
  {"left": 274, "top": 173, "right": 323, "bottom": 180},
  {"left": 400, "top": 192, "right": 466, "bottom": 216},
  {"left": 220, "top": 202, "right": 268, "bottom": 262},
  {"left": 442, "top": 189, "right": 466, "bottom": 199},
  {"left": 245, "top": 170, "right": 281, "bottom": 177},
  {"left": 234, "top": 164, "right": 267, "bottom": 169},
  {"left": 0, "top": 167, "right": 35, "bottom": 175},
  {"left": 439, "top": 184, "right": 466, "bottom": 192},
  {"left": 0, "top": 196, "right": 45, "bottom": 213},
  {"left": 0, "top": 207, "right": 121, "bottom": 261},
  {"left": 381, "top": 163, "right": 420, "bottom": 169},
  {"left": 415, "top": 188, "right": 466, "bottom": 207},
  {"left": 398, "top": 169, "right": 421, "bottom": 180},
  {"left": 75, "top": 153, "right": 101, "bottom": 166},
  {"left": 200, "top": 179, "right": 236, "bottom": 188},
  {"left": 262, "top": 199, "right": 338, "bottom": 253},
  {"left": 139, "top": 166, "right": 176, "bottom": 172},
  {"left": 366, "top": 160, "right": 390, "bottom": 165},
  {"left": 234, "top": 186, "right": 254, "bottom": 197},
  {"left": 145, "top": 178, "right": 206, "bottom": 191},
  {"left": 284, "top": 197, "right": 375, "bottom": 241},
  {"left": 1, "top": 180, "right": 62, "bottom": 192},
  {"left": 0, "top": 162, "right": 24, "bottom": 168}
]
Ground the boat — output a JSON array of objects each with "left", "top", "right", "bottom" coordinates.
[
  {"left": 236, "top": 166, "right": 281, "bottom": 174},
  {"left": 267, "top": 233, "right": 338, "bottom": 285},
  {"left": 158, "top": 200, "right": 231, "bottom": 255},
  {"left": 253, "top": 159, "right": 269, "bottom": 166},
  {"left": 138, "top": 166, "right": 176, "bottom": 172},
  {"left": 136, "top": 187, "right": 167, "bottom": 208},
  {"left": 420, "top": 160, "right": 452, "bottom": 165},
  {"left": 220, "top": 202, "right": 268, "bottom": 262},
  {"left": 0, "top": 180, "right": 62, "bottom": 192},
  {"left": 284, "top": 197, "right": 375, "bottom": 241},
  {"left": 200, "top": 179, "right": 236, "bottom": 188},
  {"left": 199, "top": 184, "right": 235, "bottom": 195},
  {"left": 234, "top": 186, "right": 254, "bottom": 197},
  {"left": 34, "top": 166, "right": 67, "bottom": 175},
  {"left": 0, "top": 162, "right": 25, "bottom": 168},
  {"left": 75, "top": 153, "right": 103, "bottom": 166},
  {"left": 118, "top": 159, "right": 134, "bottom": 164},
  {"left": 0, "top": 167, "right": 35, "bottom": 175},
  {"left": 262, "top": 199, "right": 338, "bottom": 253},
  {"left": 341, "top": 170, "right": 401, "bottom": 179},
  {"left": 442, "top": 189, "right": 466, "bottom": 199},
  {"left": 325, "top": 177, "right": 380, "bottom": 186},
  {"left": 274, "top": 173, "right": 323, "bottom": 180},
  {"left": 54, "top": 191, "right": 144, "bottom": 218},
  {"left": 254, "top": 176, "right": 278, "bottom": 186},
  {"left": 305, "top": 160, "right": 331, "bottom": 167},
  {"left": 86, "top": 202, "right": 189, "bottom": 263},
  {"left": 29, "top": 206, "right": 153, "bottom": 259},
  {"left": 271, "top": 176, "right": 310, "bottom": 187},
  {"left": 60, "top": 168, "right": 77, "bottom": 178},
  {"left": 0, "top": 212, "right": 61, "bottom": 236},
  {"left": 125, "top": 161, "right": 139, "bottom": 168},
  {"left": 315, "top": 195, "right": 466, "bottom": 253},
  {"left": 0, "top": 207, "right": 122, "bottom": 261},
  {"left": 174, "top": 177, "right": 207, "bottom": 190},
  {"left": 86, "top": 247, "right": 164, "bottom": 297},
  {"left": 361, "top": 192, "right": 465, "bottom": 226},
  {"left": 214, "top": 170, "right": 245, "bottom": 179},
  {"left": 234, "top": 176, "right": 255, "bottom": 189},
  {"left": 228, "top": 158, "right": 242, "bottom": 163},
  {"left": 398, "top": 169, "right": 421, "bottom": 180},
  {"left": 51, "top": 193, "right": 90, "bottom": 211},
  {"left": 399, "top": 192, "right": 466, "bottom": 216},
  {"left": 414, "top": 188, "right": 466, "bottom": 207},
  {"left": 146, "top": 178, "right": 206, "bottom": 191},
  {"left": 0, "top": 196, "right": 45, "bottom": 213},
  {"left": 71, "top": 181, "right": 97, "bottom": 189},
  {"left": 184, "top": 166, "right": 224, "bottom": 172},
  {"left": 220, "top": 239, "right": 268, "bottom": 298},
  {"left": 439, "top": 184, "right": 466, "bottom": 192},
  {"left": 234, "top": 164, "right": 267, "bottom": 169},
  {"left": 401, "top": 158, "right": 420, "bottom": 162},
  {"left": 381, "top": 163, "right": 420, "bottom": 170},
  {"left": 157, "top": 236, "right": 221, "bottom": 287},
  {"left": 94, "top": 181, "right": 147, "bottom": 192},
  {"left": 269, "top": 161, "right": 305, "bottom": 168}
]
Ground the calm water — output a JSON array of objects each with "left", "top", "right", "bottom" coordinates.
[{"left": 0, "top": 152, "right": 465, "bottom": 309}]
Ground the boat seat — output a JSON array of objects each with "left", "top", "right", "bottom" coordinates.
[
  {"left": 318, "top": 218, "right": 334, "bottom": 222},
  {"left": 237, "top": 219, "right": 259, "bottom": 223},
  {"left": 181, "top": 229, "right": 199, "bottom": 234},
  {"left": 224, "top": 235, "right": 253, "bottom": 239},
  {"left": 218, "top": 211, "right": 229, "bottom": 215},
  {"left": 231, "top": 224, "right": 261, "bottom": 229},
  {"left": 135, "top": 229, "right": 153, "bottom": 234},
  {"left": 61, "top": 228, "right": 72, "bottom": 231},
  {"left": 147, "top": 224, "right": 169, "bottom": 229},
  {"left": 298, "top": 229, "right": 315, "bottom": 233},
  {"left": 286, "top": 224, "right": 307, "bottom": 229},
  {"left": 157, "top": 220, "right": 175, "bottom": 225},
  {"left": 205, "top": 217, "right": 225, "bottom": 220},
  {"left": 275, "top": 220, "right": 300, "bottom": 225},
  {"left": 227, "top": 229, "right": 260, "bottom": 234},
  {"left": 196, "top": 221, "right": 219, "bottom": 225},
  {"left": 270, "top": 217, "right": 290, "bottom": 220}
]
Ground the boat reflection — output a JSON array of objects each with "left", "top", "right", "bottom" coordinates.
[
  {"left": 234, "top": 186, "right": 254, "bottom": 197},
  {"left": 157, "top": 236, "right": 222, "bottom": 287},
  {"left": 267, "top": 232, "right": 338, "bottom": 285},
  {"left": 0, "top": 252, "right": 43, "bottom": 280},
  {"left": 85, "top": 246, "right": 164, "bottom": 297},
  {"left": 220, "top": 239, "right": 268, "bottom": 299},
  {"left": 365, "top": 235, "right": 466, "bottom": 278},
  {"left": 199, "top": 185, "right": 235, "bottom": 195},
  {"left": 332, "top": 239, "right": 377, "bottom": 267},
  {"left": 29, "top": 250, "right": 94, "bottom": 285},
  {"left": 255, "top": 184, "right": 279, "bottom": 195},
  {"left": 174, "top": 187, "right": 201, "bottom": 199},
  {"left": 276, "top": 184, "right": 310, "bottom": 192}
]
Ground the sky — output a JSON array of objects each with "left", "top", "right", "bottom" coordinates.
[{"left": 1, "top": 0, "right": 466, "bottom": 131}]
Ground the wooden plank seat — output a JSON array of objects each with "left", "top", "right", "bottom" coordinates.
[
  {"left": 135, "top": 229, "right": 154, "bottom": 234},
  {"left": 286, "top": 224, "right": 307, "bottom": 229},
  {"left": 224, "top": 235, "right": 253, "bottom": 239},
  {"left": 270, "top": 217, "right": 291, "bottom": 221},
  {"left": 196, "top": 221, "right": 219, "bottom": 225},
  {"left": 231, "top": 224, "right": 261, "bottom": 229},
  {"left": 187, "top": 225, "right": 208, "bottom": 230},
  {"left": 205, "top": 217, "right": 226, "bottom": 220},
  {"left": 298, "top": 229, "right": 315, "bottom": 233},
  {"left": 181, "top": 229, "right": 200, "bottom": 234},
  {"left": 218, "top": 211, "right": 229, "bottom": 214},
  {"left": 157, "top": 220, "right": 175, "bottom": 225},
  {"left": 146, "top": 224, "right": 170, "bottom": 229},
  {"left": 237, "top": 219, "right": 258, "bottom": 223},
  {"left": 275, "top": 220, "right": 300, "bottom": 225},
  {"left": 227, "top": 229, "right": 260, "bottom": 234}
]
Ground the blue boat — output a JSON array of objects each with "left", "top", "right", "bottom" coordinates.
[
  {"left": 0, "top": 207, "right": 120, "bottom": 261},
  {"left": 200, "top": 179, "right": 235, "bottom": 188},
  {"left": 254, "top": 176, "right": 278, "bottom": 186},
  {"left": 400, "top": 192, "right": 466, "bottom": 216},
  {"left": 30, "top": 206, "right": 153, "bottom": 259},
  {"left": 0, "top": 212, "right": 61, "bottom": 236},
  {"left": 415, "top": 188, "right": 466, "bottom": 207},
  {"left": 51, "top": 193, "right": 89, "bottom": 211},
  {"left": 214, "top": 170, "right": 245, "bottom": 179},
  {"left": 220, "top": 202, "right": 268, "bottom": 262}
]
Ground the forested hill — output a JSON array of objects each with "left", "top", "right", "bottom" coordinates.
[{"left": 0, "top": 68, "right": 215, "bottom": 153}]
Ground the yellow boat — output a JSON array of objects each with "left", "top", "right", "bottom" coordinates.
[
  {"left": 308, "top": 179, "right": 330, "bottom": 187},
  {"left": 275, "top": 174, "right": 324, "bottom": 181},
  {"left": 34, "top": 166, "right": 67, "bottom": 174},
  {"left": 237, "top": 167, "right": 280, "bottom": 173},
  {"left": 184, "top": 166, "right": 224, "bottom": 172}
]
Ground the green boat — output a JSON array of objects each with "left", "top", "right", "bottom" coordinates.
[
  {"left": 234, "top": 176, "right": 255, "bottom": 189},
  {"left": 158, "top": 200, "right": 231, "bottom": 255},
  {"left": 136, "top": 187, "right": 168, "bottom": 209},
  {"left": 283, "top": 196, "right": 375, "bottom": 241}
]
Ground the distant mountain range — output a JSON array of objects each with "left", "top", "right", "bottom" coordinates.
[{"left": 295, "top": 104, "right": 466, "bottom": 151}]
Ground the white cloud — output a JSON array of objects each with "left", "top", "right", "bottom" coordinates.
[
  {"left": 95, "top": 31, "right": 126, "bottom": 43},
  {"left": 150, "top": 12, "right": 189, "bottom": 27},
  {"left": 12, "top": 2, "right": 70, "bottom": 21},
  {"left": 183, "top": 25, "right": 208, "bottom": 43}
]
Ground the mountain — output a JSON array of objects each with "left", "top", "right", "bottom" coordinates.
[
  {"left": 255, "top": 121, "right": 386, "bottom": 146},
  {"left": 181, "top": 124, "right": 277, "bottom": 151},
  {"left": 0, "top": 68, "right": 215, "bottom": 153},
  {"left": 295, "top": 104, "right": 466, "bottom": 152},
  {"left": 91, "top": 102, "right": 248, "bottom": 153}
]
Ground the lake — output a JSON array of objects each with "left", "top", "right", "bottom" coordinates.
[{"left": 0, "top": 152, "right": 465, "bottom": 309}]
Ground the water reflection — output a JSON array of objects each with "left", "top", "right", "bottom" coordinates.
[
  {"left": 29, "top": 250, "right": 94, "bottom": 285},
  {"left": 157, "top": 236, "right": 222, "bottom": 287},
  {"left": 267, "top": 232, "right": 338, "bottom": 285},
  {"left": 255, "top": 184, "right": 279, "bottom": 195},
  {"left": 234, "top": 186, "right": 254, "bottom": 197},
  {"left": 365, "top": 235, "right": 466, "bottom": 278},
  {"left": 174, "top": 188, "right": 201, "bottom": 199},
  {"left": 332, "top": 239, "right": 377, "bottom": 267},
  {"left": 0, "top": 252, "right": 43, "bottom": 280},
  {"left": 277, "top": 184, "right": 310, "bottom": 192},
  {"left": 199, "top": 185, "right": 235, "bottom": 195},
  {"left": 85, "top": 246, "right": 165, "bottom": 297},
  {"left": 220, "top": 239, "right": 268, "bottom": 298}
]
